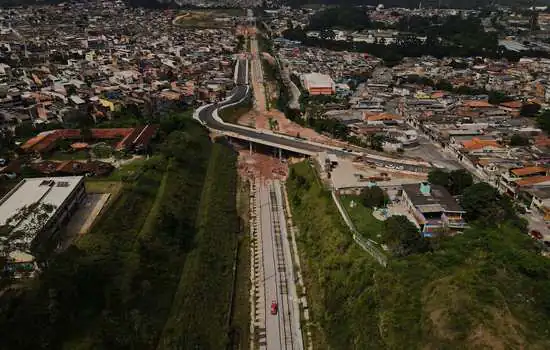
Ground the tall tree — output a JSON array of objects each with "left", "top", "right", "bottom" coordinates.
[
  {"left": 449, "top": 169, "right": 473, "bottom": 195},
  {"left": 461, "top": 182, "right": 515, "bottom": 225},
  {"left": 359, "top": 186, "right": 388, "bottom": 208},
  {"left": 0, "top": 203, "right": 57, "bottom": 258},
  {"left": 428, "top": 169, "right": 450, "bottom": 188},
  {"left": 383, "top": 215, "right": 428, "bottom": 257},
  {"left": 520, "top": 102, "right": 541, "bottom": 118}
]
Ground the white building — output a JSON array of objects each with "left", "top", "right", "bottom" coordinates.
[{"left": 0, "top": 176, "right": 86, "bottom": 256}]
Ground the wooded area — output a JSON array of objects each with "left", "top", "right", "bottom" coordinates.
[{"left": 0, "top": 112, "right": 242, "bottom": 349}]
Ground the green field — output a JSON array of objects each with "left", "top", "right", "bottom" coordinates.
[
  {"left": 158, "top": 141, "right": 239, "bottom": 349},
  {"left": 48, "top": 149, "right": 89, "bottom": 161},
  {"left": 287, "top": 160, "right": 550, "bottom": 349}
]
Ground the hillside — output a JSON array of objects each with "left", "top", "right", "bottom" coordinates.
[
  {"left": 0, "top": 112, "right": 243, "bottom": 349},
  {"left": 287, "top": 161, "right": 550, "bottom": 349}
]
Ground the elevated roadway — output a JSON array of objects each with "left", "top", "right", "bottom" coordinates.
[{"left": 194, "top": 58, "right": 432, "bottom": 172}]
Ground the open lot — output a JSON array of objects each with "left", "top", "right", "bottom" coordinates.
[
  {"left": 173, "top": 9, "right": 243, "bottom": 28},
  {"left": 324, "top": 155, "right": 424, "bottom": 190}
]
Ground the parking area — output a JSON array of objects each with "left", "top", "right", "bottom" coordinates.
[{"left": 322, "top": 155, "right": 426, "bottom": 190}]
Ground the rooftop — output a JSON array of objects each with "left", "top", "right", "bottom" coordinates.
[
  {"left": 461, "top": 137, "right": 503, "bottom": 150},
  {"left": 0, "top": 176, "right": 84, "bottom": 246},
  {"left": 402, "top": 183, "right": 464, "bottom": 213},
  {"left": 511, "top": 166, "right": 547, "bottom": 177}
]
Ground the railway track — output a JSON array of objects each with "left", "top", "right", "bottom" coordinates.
[
  {"left": 268, "top": 183, "right": 295, "bottom": 350},
  {"left": 249, "top": 179, "right": 302, "bottom": 350}
]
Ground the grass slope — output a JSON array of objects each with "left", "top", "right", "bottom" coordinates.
[
  {"left": 287, "top": 161, "right": 550, "bottom": 350},
  {"left": 0, "top": 112, "right": 220, "bottom": 350},
  {"left": 158, "top": 142, "right": 239, "bottom": 349}
]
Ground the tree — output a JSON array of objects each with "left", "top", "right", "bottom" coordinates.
[
  {"left": 0, "top": 203, "right": 57, "bottom": 258},
  {"left": 428, "top": 169, "right": 450, "bottom": 188},
  {"left": 359, "top": 186, "right": 388, "bottom": 208},
  {"left": 488, "top": 91, "right": 512, "bottom": 105},
  {"left": 520, "top": 102, "right": 541, "bottom": 117},
  {"left": 428, "top": 169, "right": 472, "bottom": 195},
  {"left": 368, "top": 134, "right": 385, "bottom": 151},
  {"left": 461, "top": 182, "right": 514, "bottom": 224},
  {"left": 66, "top": 85, "right": 77, "bottom": 96},
  {"left": 14, "top": 122, "right": 36, "bottom": 139},
  {"left": 510, "top": 134, "right": 530, "bottom": 146},
  {"left": 448, "top": 169, "right": 473, "bottom": 195},
  {"left": 0, "top": 128, "right": 14, "bottom": 154},
  {"left": 537, "top": 110, "right": 550, "bottom": 133},
  {"left": 435, "top": 79, "right": 453, "bottom": 91},
  {"left": 383, "top": 215, "right": 428, "bottom": 256}
]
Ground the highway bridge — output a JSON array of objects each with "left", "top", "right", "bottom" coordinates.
[{"left": 194, "top": 59, "right": 432, "bottom": 173}]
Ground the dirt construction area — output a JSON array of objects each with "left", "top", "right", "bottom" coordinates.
[{"left": 237, "top": 108, "right": 351, "bottom": 149}]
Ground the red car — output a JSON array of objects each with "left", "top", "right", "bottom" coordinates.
[
  {"left": 530, "top": 230, "right": 543, "bottom": 240},
  {"left": 271, "top": 301, "right": 278, "bottom": 315}
]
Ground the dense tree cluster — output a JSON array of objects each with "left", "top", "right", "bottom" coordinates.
[
  {"left": 461, "top": 182, "right": 526, "bottom": 230},
  {"left": 537, "top": 109, "right": 550, "bottom": 134},
  {"left": 520, "top": 102, "right": 542, "bottom": 117},
  {"left": 427, "top": 168, "right": 473, "bottom": 195},
  {"left": 510, "top": 134, "right": 531, "bottom": 146},
  {"left": 383, "top": 215, "right": 431, "bottom": 256},
  {"left": 283, "top": 10, "right": 549, "bottom": 64},
  {"left": 359, "top": 186, "right": 388, "bottom": 208}
]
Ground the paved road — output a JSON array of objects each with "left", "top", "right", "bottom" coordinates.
[
  {"left": 257, "top": 180, "right": 303, "bottom": 350},
  {"left": 405, "top": 135, "right": 463, "bottom": 170}
]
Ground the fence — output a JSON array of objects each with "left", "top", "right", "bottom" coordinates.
[{"left": 330, "top": 190, "right": 388, "bottom": 267}]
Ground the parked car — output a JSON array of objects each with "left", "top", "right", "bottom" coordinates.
[{"left": 530, "top": 230, "right": 543, "bottom": 240}]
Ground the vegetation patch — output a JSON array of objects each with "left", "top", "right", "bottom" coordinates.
[
  {"left": 219, "top": 99, "right": 253, "bottom": 124},
  {"left": 287, "top": 160, "right": 550, "bottom": 349},
  {"left": 158, "top": 140, "right": 239, "bottom": 350},
  {"left": 340, "top": 194, "right": 385, "bottom": 241},
  {"left": 0, "top": 111, "right": 231, "bottom": 349},
  {"left": 174, "top": 9, "right": 244, "bottom": 28}
]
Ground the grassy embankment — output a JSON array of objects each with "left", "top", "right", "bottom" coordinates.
[
  {"left": 219, "top": 99, "right": 253, "bottom": 124},
  {"left": 158, "top": 141, "right": 240, "bottom": 349},
  {"left": 287, "top": 160, "right": 550, "bottom": 350},
  {"left": 0, "top": 112, "right": 247, "bottom": 350},
  {"left": 340, "top": 195, "right": 385, "bottom": 242}
]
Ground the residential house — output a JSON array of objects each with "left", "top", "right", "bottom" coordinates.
[{"left": 401, "top": 182, "right": 467, "bottom": 237}]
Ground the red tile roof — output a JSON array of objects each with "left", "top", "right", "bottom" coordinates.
[{"left": 511, "top": 166, "right": 547, "bottom": 177}]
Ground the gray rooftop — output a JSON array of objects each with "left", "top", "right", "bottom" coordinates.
[
  {"left": 402, "top": 183, "right": 464, "bottom": 213},
  {"left": 0, "top": 176, "right": 84, "bottom": 246}
]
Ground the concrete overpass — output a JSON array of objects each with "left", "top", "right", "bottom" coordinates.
[{"left": 194, "top": 59, "right": 433, "bottom": 173}]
